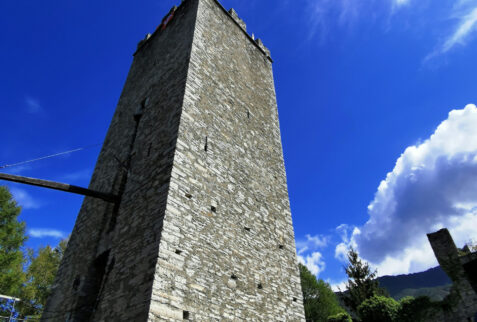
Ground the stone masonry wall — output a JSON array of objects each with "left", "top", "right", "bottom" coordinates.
[
  {"left": 43, "top": 1, "right": 199, "bottom": 320},
  {"left": 43, "top": 0, "right": 305, "bottom": 320},
  {"left": 147, "top": 0, "right": 305, "bottom": 320},
  {"left": 428, "top": 229, "right": 477, "bottom": 321}
]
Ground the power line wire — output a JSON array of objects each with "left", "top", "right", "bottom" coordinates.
[{"left": 0, "top": 144, "right": 101, "bottom": 170}]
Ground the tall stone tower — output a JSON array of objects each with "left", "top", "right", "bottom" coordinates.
[{"left": 43, "top": 0, "right": 305, "bottom": 320}]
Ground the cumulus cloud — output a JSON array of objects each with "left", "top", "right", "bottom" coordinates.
[
  {"left": 29, "top": 228, "right": 66, "bottom": 239},
  {"left": 341, "top": 104, "right": 477, "bottom": 276},
  {"left": 298, "top": 252, "right": 327, "bottom": 276},
  {"left": 335, "top": 224, "right": 359, "bottom": 262},
  {"left": 10, "top": 187, "right": 42, "bottom": 209},
  {"left": 296, "top": 234, "right": 329, "bottom": 276}
]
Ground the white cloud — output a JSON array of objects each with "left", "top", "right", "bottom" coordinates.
[
  {"left": 10, "top": 187, "right": 42, "bottom": 209},
  {"left": 425, "top": 4, "right": 477, "bottom": 61},
  {"left": 334, "top": 224, "right": 359, "bottom": 262},
  {"left": 306, "top": 0, "right": 407, "bottom": 40},
  {"left": 298, "top": 252, "right": 326, "bottom": 276},
  {"left": 443, "top": 7, "right": 477, "bottom": 52},
  {"left": 348, "top": 104, "right": 477, "bottom": 276},
  {"left": 328, "top": 279, "right": 348, "bottom": 292},
  {"left": 25, "top": 97, "right": 42, "bottom": 114},
  {"left": 29, "top": 228, "right": 66, "bottom": 239},
  {"left": 296, "top": 234, "right": 329, "bottom": 254}
]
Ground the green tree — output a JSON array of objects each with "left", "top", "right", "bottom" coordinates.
[
  {"left": 357, "top": 295, "right": 399, "bottom": 322},
  {"left": 0, "top": 186, "right": 26, "bottom": 297},
  {"left": 396, "top": 296, "right": 432, "bottom": 322},
  {"left": 299, "top": 263, "right": 346, "bottom": 321},
  {"left": 341, "top": 248, "right": 386, "bottom": 314},
  {"left": 18, "top": 239, "right": 67, "bottom": 318},
  {"left": 327, "top": 312, "right": 352, "bottom": 322}
]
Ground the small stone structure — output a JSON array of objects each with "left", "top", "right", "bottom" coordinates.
[
  {"left": 42, "top": 0, "right": 305, "bottom": 320},
  {"left": 427, "top": 228, "right": 477, "bottom": 321}
]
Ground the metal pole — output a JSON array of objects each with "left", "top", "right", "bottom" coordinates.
[
  {"left": 8, "top": 299, "right": 16, "bottom": 322},
  {"left": 0, "top": 173, "right": 118, "bottom": 203}
]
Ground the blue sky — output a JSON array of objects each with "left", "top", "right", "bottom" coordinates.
[{"left": 1, "top": 0, "right": 477, "bottom": 287}]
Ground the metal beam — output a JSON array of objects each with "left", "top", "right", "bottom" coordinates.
[
  {"left": 0, "top": 294, "right": 20, "bottom": 302},
  {"left": 0, "top": 173, "right": 118, "bottom": 203}
]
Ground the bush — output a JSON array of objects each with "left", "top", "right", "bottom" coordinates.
[
  {"left": 357, "top": 295, "right": 399, "bottom": 322},
  {"left": 397, "top": 295, "right": 442, "bottom": 322},
  {"left": 327, "top": 312, "right": 352, "bottom": 322}
]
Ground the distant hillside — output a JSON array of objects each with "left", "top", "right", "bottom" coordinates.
[
  {"left": 393, "top": 284, "right": 452, "bottom": 301},
  {"left": 377, "top": 266, "right": 452, "bottom": 300}
]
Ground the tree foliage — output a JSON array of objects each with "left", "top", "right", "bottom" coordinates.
[
  {"left": 341, "top": 247, "right": 386, "bottom": 314},
  {"left": 0, "top": 185, "right": 67, "bottom": 319},
  {"left": 299, "top": 263, "right": 346, "bottom": 321},
  {"left": 327, "top": 312, "right": 352, "bottom": 322},
  {"left": 0, "top": 186, "right": 26, "bottom": 297},
  {"left": 357, "top": 295, "right": 400, "bottom": 322},
  {"left": 396, "top": 296, "right": 437, "bottom": 322},
  {"left": 18, "top": 240, "right": 67, "bottom": 317}
]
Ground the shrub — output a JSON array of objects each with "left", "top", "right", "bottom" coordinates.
[
  {"left": 357, "top": 295, "right": 399, "bottom": 322},
  {"left": 327, "top": 312, "right": 352, "bottom": 322}
]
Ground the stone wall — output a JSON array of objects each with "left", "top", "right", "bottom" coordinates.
[
  {"left": 428, "top": 229, "right": 477, "bottom": 321},
  {"left": 43, "top": 0, "right": 305, "bottom": 320},
  {"left": 43, "top": 1, "right": 199, "bottom": 320},
  {"left": 147, "top": 0, "right": 304, "bottom": 320}
]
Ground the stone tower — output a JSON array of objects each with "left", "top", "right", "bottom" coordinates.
[
  {"left": 427, "top": 229, "right": 477, "bottom": 321},
  {"left": 43, "top": 0, "right": 305, "bottom": 320}
]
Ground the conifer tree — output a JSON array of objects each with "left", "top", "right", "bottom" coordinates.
[
  {"left": 0, "top": 186, "right": 26, "bottom": 297},
  {"left": 342, "top": 247, "right": 385, "bottom": 314}
]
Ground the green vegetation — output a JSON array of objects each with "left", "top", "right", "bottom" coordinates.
[
  {"left": 338, "top": 247, "right": 461, "bottom": 322},
  {"left": 327, "top": 312, "right": 352, "bottom": 322},
  {"left": 393, "top": 284, "right": 452, "bottom": 301},
  {"left": 341, "top": 247, "right": 387, "bottom": 315},
  {"left": 357, "top": 295, "right": 400, "bottom": 322},
  {"left": 0, "top": 186, "right": 26, "bottom": 298},
  {"left": 299, "top": 263, "right": 346, "bottom": 321},
  {"left": 0, "top": 185, "right": 66, "bottom": 318},
  {"left": 18, "top": 241, "right": 67, "bottom": 317}
]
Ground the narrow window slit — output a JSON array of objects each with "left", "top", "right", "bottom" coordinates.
[
  {"left": 293, "top": 297, "right": 297, "bottom": 302},
  {"left": 147, "top": 143, "right": 152, "bottom": 157},
  {"left": 211, "top": 206, "right": 217, "bottom": 213},
  {"left": 72, "top": 275, "right": 81, "bottom": 291},
  {"left": 183, "top": 310, "right": 190, "bottom": 320},
  {"left": 247, "top": 110, "right": 250, "bottom": 119},
  {"left": 204, "top": 136, "right": 208, "bottom": 152}
]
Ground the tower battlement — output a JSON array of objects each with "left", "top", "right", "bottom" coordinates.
[{"left": 137, "top": 0, "right": 272, "bottom": 61}]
